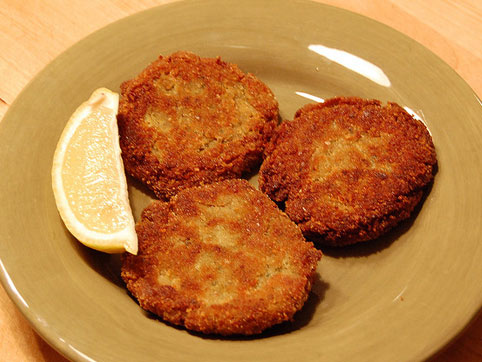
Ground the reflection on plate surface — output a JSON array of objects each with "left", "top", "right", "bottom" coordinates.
[
  {"left": 295, "top": 91, "right": 325, "bottom": 103},
  {"left": 308, "top": 44, "right": 391, "bottom": 87}
]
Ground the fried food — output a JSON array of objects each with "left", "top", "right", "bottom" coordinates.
[
  {"left": 117, "top": 51, "right": 279, "bottom": 200},
  {"left": 259, "top": 97, "right": 437, "bottom": 246},
  {"left": 121, "top": 179, "right": 321, "bottom": 335}
]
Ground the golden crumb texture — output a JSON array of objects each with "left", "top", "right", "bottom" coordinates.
[
  {"left": 117, "top": 51, "right": 279, "bottom": 200},
  {"left": 259, "top": 97, "right": 437, "bottom": 246},
  {"left": 121, "top": 179, "right": 321, "bottom": 335}
]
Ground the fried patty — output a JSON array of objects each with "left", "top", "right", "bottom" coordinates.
[
  {"left": 117, "top": 51, "right": 279, "bottom": 200},
  {"left": 121, "top": 179, "right": 321, "bottom": 335},
  {"left": 259, "top": 97, "right": 437, "bottom": 246}
]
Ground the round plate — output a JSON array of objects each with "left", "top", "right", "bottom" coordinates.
[{"left": 1, "top": 1, "right": 481, "bottom": 361}]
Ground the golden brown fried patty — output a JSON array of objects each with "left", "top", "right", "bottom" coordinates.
[
  {"left": 259, "top": 97, "right": 437, "bottom": 246},
  {"left": 121, "top": 179, "right": 321, "bottom": 335},
  {"left": 117, "top": 51, "right": 278, "bottom": 200}
]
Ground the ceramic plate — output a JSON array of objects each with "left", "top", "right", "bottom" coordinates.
[{"left": 1, "top": 1, "right": 481, "bottom": 361}]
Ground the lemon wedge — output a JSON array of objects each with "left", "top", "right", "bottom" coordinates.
[{"left": 52, "top": 88, "right": 137, "bottom": 254}]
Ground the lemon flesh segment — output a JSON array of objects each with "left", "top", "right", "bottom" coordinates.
[{"left": 52, "top": 88, "right": 138, "bottom": 254}]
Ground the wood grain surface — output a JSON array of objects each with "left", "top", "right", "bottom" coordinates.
[{"left": 0, "top": 1, "right": 481, "bottom": 361}]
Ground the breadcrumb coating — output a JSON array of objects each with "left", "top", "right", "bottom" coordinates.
[
  {"left": 259, "top": 97, "right": 437, "bottom": 246},
  {"left": 122, "top": 179, "right": 321, "bottom": 335},
  {"left": 117, "top": 51, "right": 278, "bottom": 200}
]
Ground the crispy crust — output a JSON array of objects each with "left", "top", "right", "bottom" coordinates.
[
  {"left": 259, "top": 97, "right": 437, "bottom": 246},
  {"left": 117, "top": 51, "right": 279, "bottom": 200},
  {"left": 121, "top": 179, "right": 321, "bottom": 335}
]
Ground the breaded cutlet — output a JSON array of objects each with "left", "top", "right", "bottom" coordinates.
[
  {"left": 259, "top": 97, "right": 437, "bottom": 246},
  {"left": 121, "top": 179, "right": 321, "bottom": 335},
  {"left": 117, "top": 51, "right": 279, "bottom": 200}
]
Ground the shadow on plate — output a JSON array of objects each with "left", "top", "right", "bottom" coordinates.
[
  {"left": 126, "top": 173, "right": 157, "bottom": 199},
  {"left": 314, "top": 180, "right": 436, "bottom": 258},
  {"left": 126, "top": 174, "right": 157, "bottom": 220},
  {"left": 66, "top": 228, "right": 124, "bottom": 288}
]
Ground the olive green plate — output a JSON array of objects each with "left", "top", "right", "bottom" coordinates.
[{"left": 1, "top": 1, "right": 481, "bottom": 361}]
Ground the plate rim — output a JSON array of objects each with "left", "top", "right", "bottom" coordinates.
[{"left": 1, "top": 0, "right": 481, "bottom": 361}]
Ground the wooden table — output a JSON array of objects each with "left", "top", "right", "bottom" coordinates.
[{"left": 0, "top": 1, "right": 481, "bottom": 361}]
